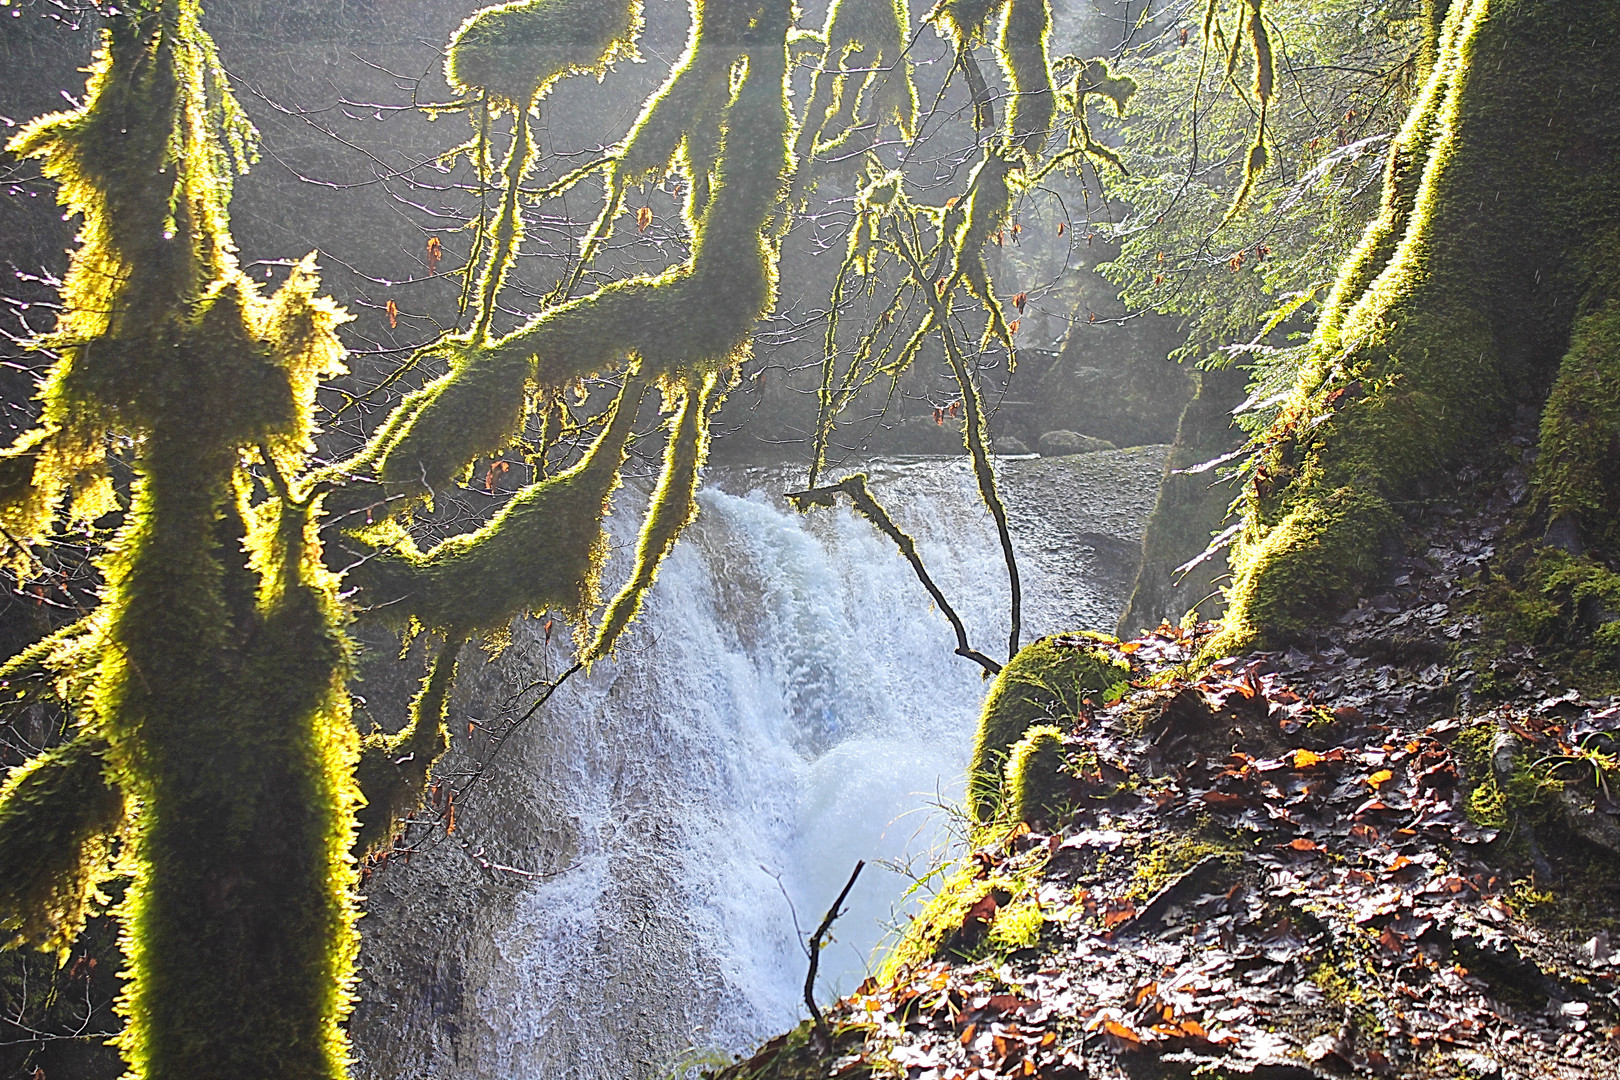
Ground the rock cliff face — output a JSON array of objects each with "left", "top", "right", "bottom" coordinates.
[
  {"left": 348, "top": 450, "right": 1169, "bottom": 1080},
  {"left": 1117, "top": 367, "right": 1251, "bottom": 637}
]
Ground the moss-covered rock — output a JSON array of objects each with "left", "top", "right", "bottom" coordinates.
[
  {"left": 1532, "top": 294, "right": 1620, "bottom": 555},
  {"left": 968, "top": 634, "right": 1129, "bottom": 821},
  {"left": 1004, "top": 724, "right": 1066, "bottom": 824}
]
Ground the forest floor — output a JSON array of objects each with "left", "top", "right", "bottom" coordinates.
[{"left": 715, "top": 423, "right": 1620, "bottom": 1080}]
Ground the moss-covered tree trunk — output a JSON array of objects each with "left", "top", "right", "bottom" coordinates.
[
  {"left": 106, "top": 435, "right": 357, "bottom": 1078},
  {"left": 1216, "top": 0, "right": 1620, "bottom": 651}
]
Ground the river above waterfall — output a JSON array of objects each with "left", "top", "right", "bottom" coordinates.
[{"left": 348, "top": 447, "right": 1168, "bottom": 1080}]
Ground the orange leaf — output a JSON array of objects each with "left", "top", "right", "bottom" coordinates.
[
  {"left": 425, "top": 236, "right": 443, "bottom": 273},
  {"left": 1057, "top": 221, "right": 1067, "bottom": 236},
  {"left": 1008, "top": 319, "right": 1021, "bottom": 334},
  {"left": 993, "top": 230, "right": 1004, "bottom": 246},
  {"left": 1291, "top": 748, "right": 1324, "bottom": 769},
  {"left": 637, "top": 205, "right": 653, "bottom": 233},
  {"left": 386, "top": 299, "right": 398, "bottom": 329},
  {"left": 1368, "top": 769, "right": 1394, "bottom": 789},
  {"left": 1102, "top": 1019, "right": 1141, "bottom": 1045},
  {"left": 960, "top": 1023, "right": 977, "bottom": 1045},
  {"left": 1102, "top": 902, "right": 1137, "bottom": 929},
  {"left": 1286, "top": 838, "right": 1319, "bottom": 852},
  {"left": 1013, "top": 291, "right": 1028, "bottom": 312},
  {"left": 1021, "top": 1059, "right": 1035, "bottom": 1076}
]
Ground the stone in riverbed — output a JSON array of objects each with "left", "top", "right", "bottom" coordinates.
[{"left": 1037, "top": 430, "right": 1116, "bottom": 457}]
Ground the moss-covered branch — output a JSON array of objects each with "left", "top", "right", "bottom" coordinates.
[
  {"left": 793, "top": 0, "right": 917, "bottom": 178},
  {"left": 585, "top": 373, "right": 724, "bottom": 663},
  {"left": 0, "top": 734, "right": 125, "bottom": 955},
  {"left": 353, "top": 638, "right": 462, "bottom": 856},
  {"left": 341, "top": 374, "right": 649, "bottom": 640}
]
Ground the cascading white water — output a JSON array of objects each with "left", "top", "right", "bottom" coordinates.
[{"left": 350, "top": 448, "right": 1166, "bottom": 1080}]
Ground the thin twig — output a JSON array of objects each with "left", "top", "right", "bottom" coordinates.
[
  {"left": 787, "top": 476, "right": 1001, "bottom": 675},
  {"left": 806, "top": 859, "right": 865, "bottom": 1045}
]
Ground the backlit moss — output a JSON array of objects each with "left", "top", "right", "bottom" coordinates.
[
  {"left": 1532, "top": 294, "right": 1620, "bottom": 553},
  {"left": 585, "top": 373, "right": 724, "bottom": 663},
  {"left": 1004, "top": 723, "right": 1066, "bottom": 824},
  {"left": 969, "top": 636, "right": 1128, "bottom": 820},
  {"left": 0, "top": 4, "right": 361, "bottom": 1075},
  {"left": 347, "top": 375, "right": 649, "bottom": 641},
  {"left": 795, "top": 0, "right": 917, "bottom": 165},
  {"left": 1216, "top": 0, "right": 1620, "bottom": 650},
  {"left": 353, "top": 640, "right": 462, "bottom": 856},
  {"left": 0, "top": 735, "right": 124, "bottom": 956},
  {"left": 996, "top": 0, "right": 1053, "bottom": 158},
  {"left": 445, "top": 0, "right": 643, "bottom": 109}
]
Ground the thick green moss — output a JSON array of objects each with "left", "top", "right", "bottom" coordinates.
[
  {"left": 1471, "top": 548, "right": 1620, "bottom": 695},
  {"left": 878, "top": 855, "right": 1048, "bottom": 976},
  {"left": 333, "top": 0, "right": 790, "bottom": 528},
  {"left": 105, "top": 443, "right": 359, "bottom": 1080},
  {"left": 997, "top": 0, "right": 1053, "bottom": 158},
  {"left": 1532, "top": 294, "right": 1620, "bottom": 553},
  {"left": 796, "top": 0, "right": 917, "bottom": 163},
  {"left": 1216, "top": 484, "right": 1396, "bottom": 650},
  {"left": 1004, "top": 723, "right": 1066, "bottom": 824},
  {"left": 968, "top": 635, "right": 1128, "bottom": 820},
  {"left": 0, "top": 735, "right": 124, "bottom": 955},
  {"left": 348, "top": 375, "right": 648, "bottom": 640},
  {"left": 445, "top": 0, "right": 642, "bottom": 108},
  {"left": 1216, "top": 0, "right": 1620, "bottom": 651},
  {"left": 2, "top": 5, "right": 362, "bottom": 1076},
  {"left": 880, "top": 865, "right": 988, "bottom": 978},
  {"left": 985, "top": 897, "right": 1043, "bottom": 950}
]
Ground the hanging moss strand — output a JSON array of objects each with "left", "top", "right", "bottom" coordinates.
[
  {"left": 585, "top": 374, "right": 722, "bottom": 663},
  {"left": 472, "top": 107, "right": 536, "bottom": 341},
  {"left": 996, "top": 0, "right": 1054, "bottom": 159},
  {"left": 353, "top": 637, "right": 464, "bottom": 856}
]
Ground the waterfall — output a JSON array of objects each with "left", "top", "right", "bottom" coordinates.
[{"left": 349, "top": 448, "right": 1167, "bottom": 1080}]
